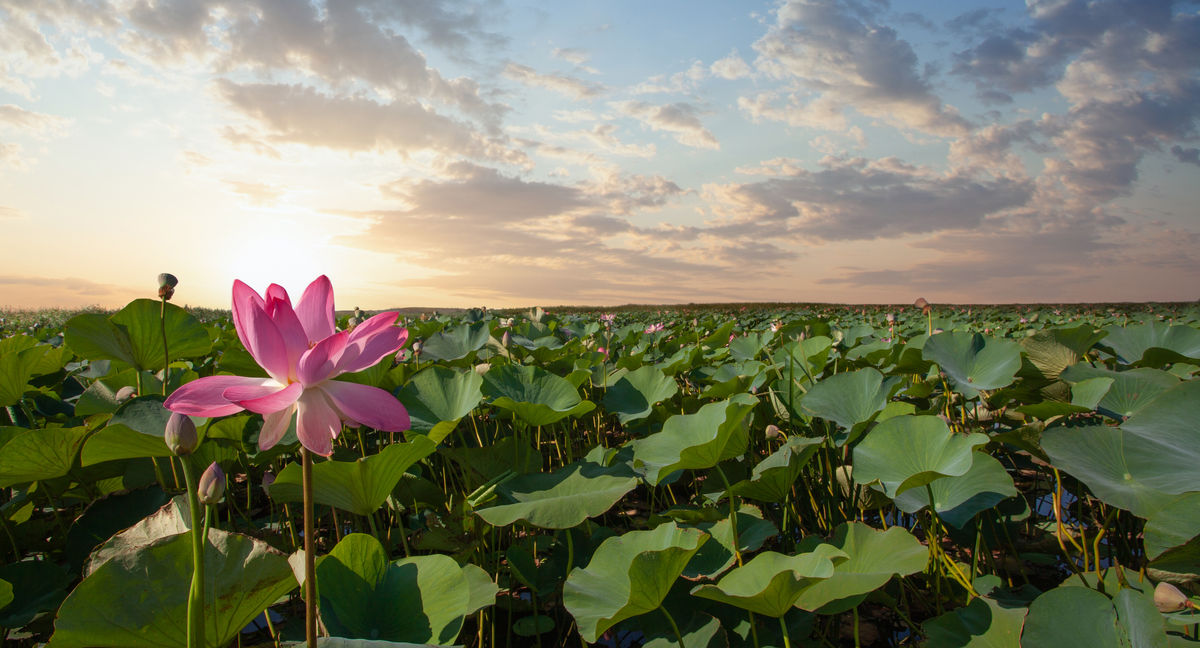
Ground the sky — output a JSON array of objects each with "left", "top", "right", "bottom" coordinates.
[{"left": 1, "top": 0, "right": 1198, "bottom": 310}]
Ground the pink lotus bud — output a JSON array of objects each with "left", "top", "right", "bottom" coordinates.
[
  {"left": 501, "top": 331, "right": 511, "bottom": 347},
  {"left": 261, "top": 471, "right": 276, "bottom": 494},
  {"left": 1154, "top": 582, "right": 1191, "bottom": 613},
  {"left": 115, "top": 385, "right": 136, "bottom": 402},
  {"left": 197, "top": 462, "right": 225, "bottom": 505},
  {"left": 164, "top": 412, "right": 199, "bottom": 456},
  {"left": 764, "top": 424, "right": 782, "bottom": 440}
]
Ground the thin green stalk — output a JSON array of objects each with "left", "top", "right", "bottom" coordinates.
[
  {"left": 180, "top": 458, "right": 206, "bottom": 648},
  {"left": 658, "top": 604, "right": 686, "bottom": 648},
  {"left": 302, "top": 449, "right": 317, "bottom": 648},
  {"left": 778, "top": 614, "right": 792, "bottom": 648},
  {"left": 160, "top": 297, "right": 170, "bottom": 396},
  {"left": 852, "top": 605, "right": 861, "bottom": 648}
]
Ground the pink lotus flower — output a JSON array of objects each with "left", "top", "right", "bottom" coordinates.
[{"left": 164, "top": 276, "right": 410, "bottom": 456}]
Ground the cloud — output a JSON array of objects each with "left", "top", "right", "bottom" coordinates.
[
  {"left": 629, "top": 60, "right": 707, "bottom": 94},
  {"left": 710, "top": 49, "right": 752, "bottom": 80},
  {"left": 0, "top": 104, "right": 70, "bottom": 135},
  {"left": 503, "top": 62, "right": 605, "bottom": 99},
  {"left": 214, "top": 80, "right": 524, "bottom": 164},
  {"left": 706, "top": 155, "right": 1032, "bottom": 242},
  {"left": 0, "top": 206, "right": 26, "bottom": 220},
  {"left": 1172, "top": 145, "right": 1200, "bottom": 167},
  {"left": 224, "top": 180, "right": 284, "bottom": 206},
  {"left": 0, "top": 274, "right": 135, "bottom": 308},
  {"left": 551, "top": 47, "right": 598, "bottom": 73},
  {"left": 379, "top": 162, "right": 588, "bottom": 221},
  {"left": 749, "top": 0, "right": 971, "bottom": 137},
  {"left": 611, "top": 100, "right": 719, "bottom": 150}
]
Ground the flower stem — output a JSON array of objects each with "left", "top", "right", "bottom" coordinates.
[
  {"left": 160, "top": 297, "right": 170, "bottom": 396},
  {"left": 181, "top": 458, "right": 205, "bottom": 648},
  {"left": 658, "top": 604, "right": 685, "bottom": 648},
  {"left": 302, "top": 448, "right": 317, "bottom": 648}
]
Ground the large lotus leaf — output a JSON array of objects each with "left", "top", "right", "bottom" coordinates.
[
  {"left": 0, "top": 560, "right": 72, "bottom": 629},
  {"left": 923, "top": 595, "right": 1026, "bottom": 648},
  {"left": 0, "top": 337, "right": 59, "bottom": 407},
  {"left": 699, "top": 360, "right": 770, "bottom": 400},
  {"left": 443, "top": 436, "right": 542, "bottom": 484},
  {"left": 1020, "top": 585, "right": 1167, "bottom": 648},
  {"left": 732, "top": 436, "right": 823, "bottom": 502},
  {"left": 653, "top": 346, "right": 701, "bottom": 375},
  {"left": 65, "top": 299, "right": 212, "bottom": 371},
  {"left": 81, "top": 424, "right": 186, "bottom": 466},
  {"left": 601, "top": 365, "right": 678, "bottom": 424},
  {"left": 1041, "top": 424, "right": 1196, "bottom": 517},
  {"left": 793, "top": 522, "right": 927, "bottom": 614},
  {"left": 852, "top": 415, "right": 988, "bottom": 498},
  {"left": 690, "top": 545, "right": 845, "bottom": 617},
  {"left": 317, "top": 534, "right": 473, "bottom": 644},
  {"left": 684, "top": 507, "right": 779, "bottom": 579},
  {"left": 772, "top": 336, "right": 833, "bottom": 380},
  {"left": 65, "top": 487, "right": 170, "bottom": 574},
  {"left": 418, "top": 321, "right": 489, "bottom": 362},
  {"left": 562, "top": 522, "right": 708, "bottom": 643},
  {"left": 482, "top": 363, "right": 595, "bottom": 427},
  {"left": 396, "top": 365, "right": 483, "bottom": 438},
  {"left": 85, "top": 496, "right": 191, "bottom": 576},
  {"left": 1060, "top": 364, "right": 1179, "bottom": 419},
  {"left": 892, "top": 452, "right": 1018, "bottom": 528},
  {"left": 270, "top": 437, "right": 437, "bottom": 516},
  {"left": 630, "top": 393, "right": 757, "bottom": 485},
  {"left": 923, "top": 331, "right": 1022, "bottom": 397},
  {"left": 800, "top": 368, "right": 891, "bottom": 442},
  {"left": 0, "top": 426, "right": 89, "bottom": 487},
  {"left": 728, "top": 332, "right": 772, "bottom": 362},
  {"left": 1121, "top": 380, "right": 1200, "bottom": 466},
  {"left": 49, "top": 528, "right": 295, "bottom": 648},
  {"left": 1144, "top": 493, "right": 1200, "bottom": 576},
  {"left": 1102, "top": 321, "right": 1200, "bottom": 366},
  {"left": 1020, "top": 325, "right": 1106, "bottom": 381},
  {"left": 474, "top": 457, "right": 639, "bottom": 529}
]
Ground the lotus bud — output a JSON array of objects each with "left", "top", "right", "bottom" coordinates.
[
  {"left": 473, "top": 363, "right": 491, "bottom": 376},
  {"left": 164, "top": 412, "right": 199, "bottom": 456},
  {"left": 261, "top": 470, "right": 276, "bottom": 494},
  {"left": 1154, "top": 582, "right": 1190, "bottom": 613},
  {"left": 197, "top": 461, "right": 225, "bottom": 505},
  {"left": 412, "top": 340, "right": 423, "bottom": 354},
  {"left": 115, "top": 385, "right": 136, "bottom": 402},
  {"left": 764, "top": 424, "right": 782, "bottom": 440},
  {"left": 158, "top": 273, "right": 178, "bottom": 300},
  {"left": 501, "top": 331, "right": 511, "bottom": 347}
]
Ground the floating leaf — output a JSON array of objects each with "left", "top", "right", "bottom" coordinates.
[
  {"left": 1101, "top": 321, "right": 1200, "bottom": 366},
  {"left": 1020, "top": 585, "right": 1167, "bottom": 648},
  {"left": 563, "top": 522, "right": 707, "bottom": 643}
]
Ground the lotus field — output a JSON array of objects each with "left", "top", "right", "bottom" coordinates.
[{"left": 1, "top": 281, "right": 1199, "bottom": 647}]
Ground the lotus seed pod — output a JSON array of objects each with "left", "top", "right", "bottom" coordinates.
[
  {"left": 158, "top": 273, "right": 178, "bottom": 300},
  {"left": 114, "top": 385, "right": 136, "bottom": 402},
  {"left": 1154, "top": 582, "right": 1189, "bottom": 613},
  {"left": 197, "top": 461, "right": 225, "bottom": 505},
  {"left": 164, "top": 412, "right": 199, "bottom": 456},
  {"left": 764, "top": 424, "right": 782, "bottom": 440}
]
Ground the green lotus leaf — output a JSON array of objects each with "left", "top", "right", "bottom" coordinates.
[
  {"left": 0, "top": 426, "right": 89, "bottom": 488},
  {"left": 65, "top": 487, "right": 171, "bottom": 574},
  {"left": 630, "top": 393, "right": 757, "bottom": 485},
  {"left": 418, "top": 321, "right": 489, "bottom": 362},
  {"left": 732, "top": 436, "right": 823, "bottom": 502},
  {"left": 270, "top": 437, "right": 437, "bottom": 516},
  {"left": 1120, "top": 380, "right": 1200, "bottom": 466},
  {"left": 923, "top": 331, "right": 1022, "bottom": 398},
  {"left": 690, "top": 545, "right": 845, "bottom": 617},
  {"left": 1020, "top": 585, "right": 1167, "bottom": 648},
  {"left": 0, "top": 560, "right": 71, "bottom": 629},
  {"left": 892, "top": 452, "right": 1018, "bottom": 528},
  {"left": 49, "top": 529, "right": 295, "bottom": 648},
  {"left": 64, "top": 299, "right": 212, "bottom": 371},
  {"left": 562, "top": 522, "right": 708, "bottom": 643},
  {"left": 1019, "top": 325, "right": 1106, "bottom": 382},
  {"left": 473, "top": 457, "right": 639, "bottom": 529},
  {"left": 728, "top": 332, "right": 772, "bottom": 362},
  {"left": 1101, "top": 321, "right": 1200, "bottom": 367},
  {"left": 318, "top": 533, "right": 479, "bottom": 644},
  {"left": 684, "top": 507, "right": 779, "bottom": 579},
  {"left": 852, "top": 415, "right": 988, "bottom": 498},
  {"left": 772, "top": 336, "right": 833, "bottom": 380},
  {"left": 0, "top": 336, "right": 65, "bottom": 407},
  {"left": 482, "top": 363, "right": 595, "bottom": 427},
  {"left": 800, "top": 368, "right": 893, "bottom": 444},
  {"left": 1144, "top": 492, "right": 1200, "bottom": 577},
  {"left": 793, "top": 522, "right": 928, "bottom": 614},
  {"left": 396, "top": 365, "right": 483, "bottom": 439},
  {"left": 601, "top": 365, "right": 678, "bottom": 424},
  {"left": 1060, "top": 364, "right": 1178, "bottom": 419},
  {"left": 923, "top": 595, "right": 1026, "bottom": 648},
  {"left": 0, "top": 578, "right": 11, "bottom": 614}
]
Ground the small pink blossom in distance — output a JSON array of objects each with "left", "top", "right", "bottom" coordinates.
[
  {"left": 644, "top": 323, "right": 665, "bottom": 334},
  {"left": 164, "top": 276, "right": 410, "bottom": 456}
]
